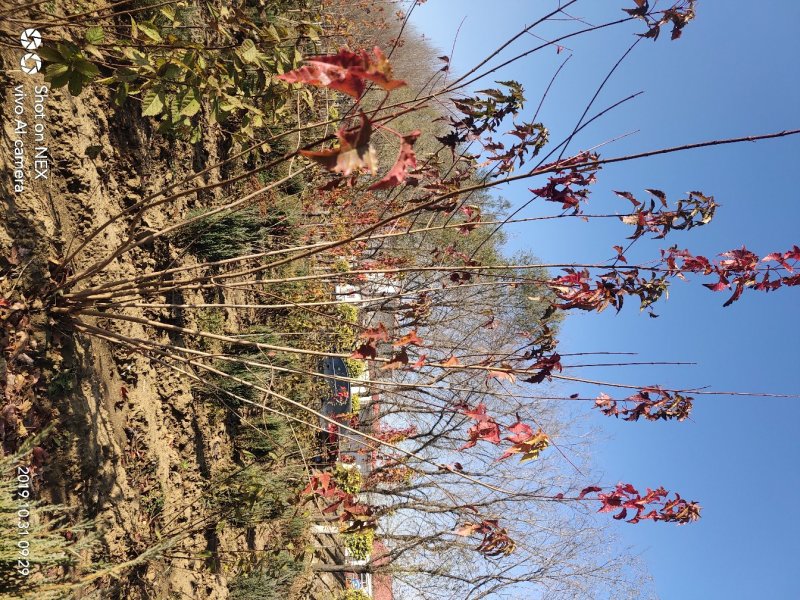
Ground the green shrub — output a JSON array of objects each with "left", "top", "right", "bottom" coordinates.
[
  {"left": 340, "top": 591, "right": 371, "bottom": 600},
  {"left": 196, "top": 308, "right": 226, "bottom": 351},
  {"left": 281, "top": 511, "right": 309, "bottom": 542},
  {"left": 172, "top": 208, "right": 265, "bottom": 261},
  {"left": 199, "top": 356, "right": 264, "bottom": 407},
  {"left": 334, "top": 463, "right": 362, "bottom": 495},
  {"left": 343, "top": 529, "right": 374, "bottom": 561},
  {"left": 209, "top": 464, "right": 299, "bottom": 528},
  {"left": 350, "top": 394, "right": 361, "bottom": 414},
  {"left": 200, "top": 349, "right": 299, "bottom": 408},
  {"left": 235, "top": 415, "right": 290, "bottom": 461},
  {"left": 228, "top": 551, "right": 304, "bottom": 600},
  {"left": 337, "top": 303, "right": 359, "bottom": 323},
  {"left": 331, "top": 304, "right": 359, "bottom": 350},
  {"left": 1, "top": 429, "right": 97, "bottom": 596},
  {"left": 345, "top": 359, "right": 366, "bottom": 379}
]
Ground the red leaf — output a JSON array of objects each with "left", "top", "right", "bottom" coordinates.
[
  {"left": 703, "top": 277, "right": 729, "bottom": 292},
  {"left": 351, "top": 342, "right": 377, "bottom": 360},
  {"left": 463, "top": 403, "right": 489, "bottom": 421},
  {"left": 454, "top": 523, "right": 480, "bottom": 536},
  {"left": 368, "top": 131, "right": 421, "bottom": 190},
  {"left": 359, "top": 323, "right": 389, "bottom": 342},
  {"left": 441, "top": 356, "right": 461, "bottom": 367},
  {"left": 498, "top": 430, "right": 549, "bottom": 462},
  {"left": 577, "top": 486, "right": 602, "bottom": 500},
  {"left": 361, "top": 46, "right": 407, "bottom": 91},
  {"left": 463, "top": 419, "right": 502, "bottom": 449},
  {"left": 31, "top": 447, "right": 48, "bottom": 469},
  {"left": 458, "top": 204, "right": 483, "bottom": 235},
  {"left": 644, "top": 188, "right": 667, "bottom": 206},
  {"left": 380, "top": 348, "right": 409, "bottom": 370},
  {"left": 393, "top": 329, "right": 423, "bottom": 347},
  {"left": 410, "top": 354, "right": 427, "bottom": 369},
  {"left": 300, "top": 112, "right": 376, "bottom": 176},
  {"left": 614, "top": 190, "right": 641, "bottom": 206},
  {"left": 505, "top": 420, "right": 533, "bottom": 444},
  {"left": 278, "top": 47, "right": 406, "bottom": 98},
  {"left": 487, "top": 367, "right": 516, "bottom": 384},
  {"left": 360, "top": 322, "right": 389, "bottom": 342},
  {"left": 278, "top": 55, "right": 366, "bottom": 98}
]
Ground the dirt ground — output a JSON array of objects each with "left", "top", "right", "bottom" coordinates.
[{"left": 0, "top": 38, "right": 263, "bottom": 599}]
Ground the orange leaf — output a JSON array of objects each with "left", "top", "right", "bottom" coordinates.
[
  {"left": 441, "top": 356, "right": 461, "bottom": 367},
  {"left": 393, "top": 329, "right": 423, "bottom": 347}
]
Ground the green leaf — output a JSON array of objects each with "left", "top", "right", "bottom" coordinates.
[
  {"left": 141, "top": 89, "right": 164, "bottom": 116},
  {"left": 37, "top": 45, "right": 63, "bottom": 63},
  {"left": 73, "top": 57, "right": 99, "bottom": 78},
  {"left": 160, "top": 63, "right": 182, "bottom": 81},
  {"left": 45, "top": 63, "right": 69, "bottom": 78},
  {"left": 85, "top": 26, "right": 104, "bottom": 45},
  {"left": 220, "top": 94, "right": 244, "bottom": 111},
  {"left": 113, "top": 66, "right": 139, "bottom": 83},
  {"left": 138, "top": 21, "right": 163, "bottom": 43},
  {"left": 129, "top": 16, "right": 139, "bottom": 39},
  {"left": 159, "top": 6, "right": 176, "bottom": 22},
  {"left": 167, "top": 97, "right": 180, "bottom": 124},
  {"left": 113, "top": 83, "right": 128, "bottom": 106},
  {"left": 84, "top": 44, "right": 104, "bottom": 61},
  {"left": 238, "top": 39, "right": 259, "bottom": 64},
  {"left": 121, "top": 47, "right": 151, "bottom": 68},
  {"left": 266, "top": 24, "right": 281, "bottom": 43},
  {"left": 56, "top": 42, "right": 79, "bottom": 61},
  {"left": 181, "top": 98, "right": 201, "bottom": 117},
  {"left": 68, "top": 73, "right": 84, "bottom": 96},
  {"left": 85, "top": 145, "right": 103, "bottom": 159},
  {"left": 44, "top": 63, "right": 70, "bottom": 88}
]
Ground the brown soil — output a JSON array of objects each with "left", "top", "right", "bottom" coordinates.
[{"left": 0, "top": 35, "right": 273, "bottom": 600}]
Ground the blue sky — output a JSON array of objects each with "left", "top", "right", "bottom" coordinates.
[{"left": 409, "top": 2, "right": 800, "bottom": 598}]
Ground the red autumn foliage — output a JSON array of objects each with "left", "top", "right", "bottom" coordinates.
[
  {"left": 587, "top": 482, "right": 701, "bottom": 525},
  {"left": 393, "top": 330, "right": 423, "bottom": 347},
  {"left": 375, "top": 425, "right": 417, "bottom": 444},
  {"left": 359, "top": 323, "right": 389, "bottom": 342},
  {"left": 300, "top": 112, "right": 377, "bottom": 176},
  {"left": 617, "top": 190, "right": 716, "bottom": 240},
  {"left": 380, "top": 348, "right": 409, "bottom": 370},
  {"left": 458, "top": 205, "right": 483, "bottom": 235},
  {"left": 278, "top": 46, "right": 405, "bottom": 98},
  {"left": 461, "top": 403, "right": 502, "bottom": 449},
  {"left": 455, "top": 518, "right": 516, "bottom": 557},
  {"left": 368, "top": 131, "right": 421, "bottom": 190},
  {"left": 302, "top": 470, "right": 375, "bottom": 530},
  {"left": 499, "top": 426, "right": 549, "bottom": 462},
  {"left": 663, "top": 244, "right": 800, "bottom": 306},
  {"left": 530, "top": 162, "right": 598, "bottom": 213},
  {"left": 594, "top": 388, "right": 693, "bottom": 422},
  {"left": 523, "top": 353, "right": 562, "bottom": 384}
]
